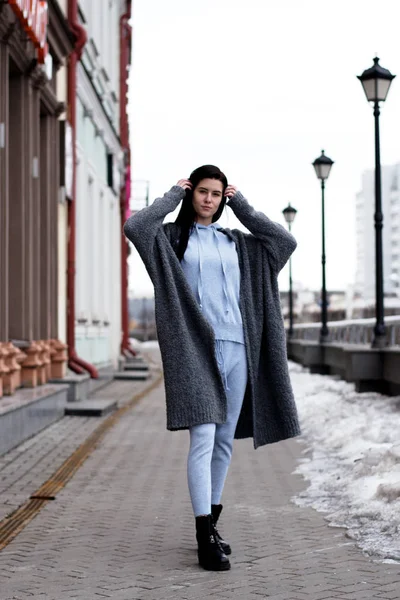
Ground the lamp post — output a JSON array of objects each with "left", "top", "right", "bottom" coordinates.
[
  {"left": 313, "top": 150, "right": 334, "bottom": 343},
  {"left": 358, "top": 57, "right": 395, "bottom": 348},
  {"left": 282, "top": 203, "right": 297, "bottom": 336}
]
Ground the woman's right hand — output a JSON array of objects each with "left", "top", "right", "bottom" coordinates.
[{"left": 177, "top": 179, "right": 193, "bottom": 191}]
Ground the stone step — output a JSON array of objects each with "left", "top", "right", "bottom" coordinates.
[
  {"left": 123, "top": 363, "right": 149, "bottom": 372},
  {"left": 64, "top": 398, "right": 117, "bottom": 417},
  {"left": 124, "top": 357, "right": 146, "bottom": 365},
  {"left": 113, "top": 371, "right": 150, "bottom": 382}
]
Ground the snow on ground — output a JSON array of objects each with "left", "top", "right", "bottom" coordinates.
[
  {"left": 290, "top": 361, "right": 400, "bottom": 563},
  {"left": 129, "top": 337, "right": 162, "bottom": 367}
]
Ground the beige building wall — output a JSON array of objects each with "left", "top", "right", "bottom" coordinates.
[
  {"left": 54, "top": 1, "right": 71, "bottom": 344},
  {"left": 58, "top": 201, "right": 68, "bottom": 343},
  {"left": 56, "top": 58, "right": 68, "bottom": 343},
  {"left": 57, "top": 66, "right": 67, "bottom": 116}
]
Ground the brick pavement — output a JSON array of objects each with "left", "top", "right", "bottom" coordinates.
[
  {"left": 0, "top": 350, "right": 161, "bottom": 523},
  {"left": 0, "top": 359, "right": 400, "bottom": 599}
]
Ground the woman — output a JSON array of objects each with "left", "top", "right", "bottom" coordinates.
[{"left": 124, "top": 165, "right": 300, "bottom": 572}]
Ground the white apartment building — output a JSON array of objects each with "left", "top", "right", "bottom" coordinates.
[
  {"left": 74, "top": 0, "right": 128, "bottom": 369},
  {"left": 355, "top": 164, "right": 400, "bottom": 303}
]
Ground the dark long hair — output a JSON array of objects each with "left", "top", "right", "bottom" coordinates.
[{"left": 174, "top": 165, "right": 228, "bottom": 261}]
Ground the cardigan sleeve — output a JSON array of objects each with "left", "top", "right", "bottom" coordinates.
[
  {"left": 123, "top": 185, "right": 186, "bottom": 276},
  {"left": 227, "top": 191, "right": 297, "bottom": 273}
]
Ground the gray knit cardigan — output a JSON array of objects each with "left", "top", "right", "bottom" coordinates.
[{"left": 124, "top": 186, "right": 301, "bottom": 449}]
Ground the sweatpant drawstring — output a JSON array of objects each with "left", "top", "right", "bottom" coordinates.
[{"left": 215, "top": 340, "right": 230, "bottom": 392}]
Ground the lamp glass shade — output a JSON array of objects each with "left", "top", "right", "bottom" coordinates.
[
  {"left": 312, "top": 151, "right": 334, "bottom": 181},
  {"left": 283, "top": 204, "right": 297, "bottom": 224},
  {"left": 313, "top": 162, "right": 332, "bottom": 180},
  {"left": 360, "top": 77, "right": 393, "bottom": 102},
  {"left": 358, "top": 57, "right": 395, "bottom": 102}
]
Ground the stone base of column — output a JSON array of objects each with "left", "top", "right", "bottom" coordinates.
[
  {"left": 21, "top": 341, "right": 41, "bottom": 388},
  {"left": 3, "top": 343, "right": 21, "bottom": 395},
  {"left": 14, "top": 346, "right": 27, "bottom": 389},
  {"left": 50, "top": 339, "right": 68, "bottom": 379},
  {"left": 36, "top": 341, "right": 48, "bottom": 386},
  {"left": 0, "top": 343, "right": 10, "bottom": 398},
  {"left": 43, "top": 340, "right": 52, "bottom": 380}
]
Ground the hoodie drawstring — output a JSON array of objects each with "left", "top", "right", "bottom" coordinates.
[
  {"left": 195, "top": 224, "right": 229, "bottom": 314},
  {"left": 195, "top": 226, "right": 204, "bottom": 309},
  {"left": 212, "top": 228, "right": 229, "bottom": 315}
]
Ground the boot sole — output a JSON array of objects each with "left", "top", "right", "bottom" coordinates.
[{"left": 199, "top": 560, "right": 231, "bottom": 571}]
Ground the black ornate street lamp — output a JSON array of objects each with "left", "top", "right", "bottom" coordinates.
[
  {"left": 313, "top": 150, "right": 334, "bottom": 343},
  {"left": 358, "top": 57, "right": 395, "bottom": 348},
  {"left": 282, "top": 203, "right": 297, "bottom": 337}
]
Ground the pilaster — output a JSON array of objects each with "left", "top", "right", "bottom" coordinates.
[
  {"left": 39, "top": 112, "right": 52, "bottom": 340},
  {"left": 50, "top": 116, "right": 60, "bottom": 338},
  {"left": 8, "top": 74, "right": 32, "bottom": 340},
  {"left": 0, "top": 42, "right": 9, "bottom": 341},
  {"left": 31, "top": 84, "right": 41, "bottom": 340}
]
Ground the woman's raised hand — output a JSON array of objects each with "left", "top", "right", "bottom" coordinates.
[
  {"left": 225, "top": 185, "right": 238, "bottom": 199},
  {"left": 177, "top": 179, "right": 193, "bottom": 190}
]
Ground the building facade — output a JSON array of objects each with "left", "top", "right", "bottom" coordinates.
[
  {"left": 0, "top": 0, "right": 73, "bottom": 398},
  {"left": 355, "top": 165, "right": 400, "bottom": 305},
  {"left": 70, "top": 0, "right": 131, "bottom": 371},
  {"left": 0, "top": 0, "right": 132, "bottom": 455}
]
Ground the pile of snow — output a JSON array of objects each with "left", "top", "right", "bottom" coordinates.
[
  {"left": 129, "top": 337, "right": 159, "bottom": 350},
  {"left": 290, "top": 362, "right": 400, "bottom": 563}
]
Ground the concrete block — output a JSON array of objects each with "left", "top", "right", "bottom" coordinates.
[
  {"left": 382, "top": 347, "right": 400, "bottom": 385},
  {"left": 64, "top": 398, "right": 117, "bottom": 417},
  {"left": 0, "top": 384, "right": 68, "bottom": 456},
  {"left": 49, "top": 372, "right": 90, "bottom": 403},
  {"left": 323, "top": 343, "right": 346, "bottom": 376},
  {"left": 113, "top": 371, "right": 150, "bottom": 381},
  {"left": 288, "top": 340, "right": 329, "bottom": 374},
  {"left": 343, "top": 346, "right": 383, "bottom": 382}
]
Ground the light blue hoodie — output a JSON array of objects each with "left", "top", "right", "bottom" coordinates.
[{"left": 180, "top": 222, "right": 244, "bottom": 345}]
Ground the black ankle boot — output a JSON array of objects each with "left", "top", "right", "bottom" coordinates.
[
  {"left": 195, "top": 515, "right": 231, "bottom": 571},
  {"left": 211, "top": 504, "right": 232, "bottom": 555}
]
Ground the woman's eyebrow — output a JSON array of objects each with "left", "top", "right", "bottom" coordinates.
[{"left": 198, "top": 187, "right": 222, "bottom": 194}]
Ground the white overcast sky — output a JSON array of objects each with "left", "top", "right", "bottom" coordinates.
[{"left": 127, "top": 0, "right": 400, "bottom": 297}]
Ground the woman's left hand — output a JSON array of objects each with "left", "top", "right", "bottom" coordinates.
[{"left": 225, "top": 185, "right": 238, "bottom": 199}]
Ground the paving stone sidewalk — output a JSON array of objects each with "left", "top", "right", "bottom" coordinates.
[
  {"left": 0, "top": 358, "right": 400, "bottom": 599},
  {"left": 0, "top": 349, "right": 162, "bottom": 522}
]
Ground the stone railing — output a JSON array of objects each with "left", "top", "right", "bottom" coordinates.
[{"left": 290, "top": 315, "right": 400, "bottom": 346}]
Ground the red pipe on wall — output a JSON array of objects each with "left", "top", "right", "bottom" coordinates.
[
  {"left": 67, "top": 0, "right": 98, "bottom": 378},
  {"left": 120, "top": 1, "right": 136, "bottom": 357}
]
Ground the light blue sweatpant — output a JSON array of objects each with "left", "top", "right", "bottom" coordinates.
[{"left": 187, "top": 340, "right": 248, "bottom": 517}]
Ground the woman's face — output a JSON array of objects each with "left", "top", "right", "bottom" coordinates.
[{"left": 192, "top": 178, "right": 224, "bottom": 225}]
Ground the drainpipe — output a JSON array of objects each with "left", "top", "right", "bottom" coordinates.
[
  {"left": 67, "top": 0, "right": 98, "bottom": 377},
  {"left": 120, "top": 1, "right": 136, "bottom": 358}
]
